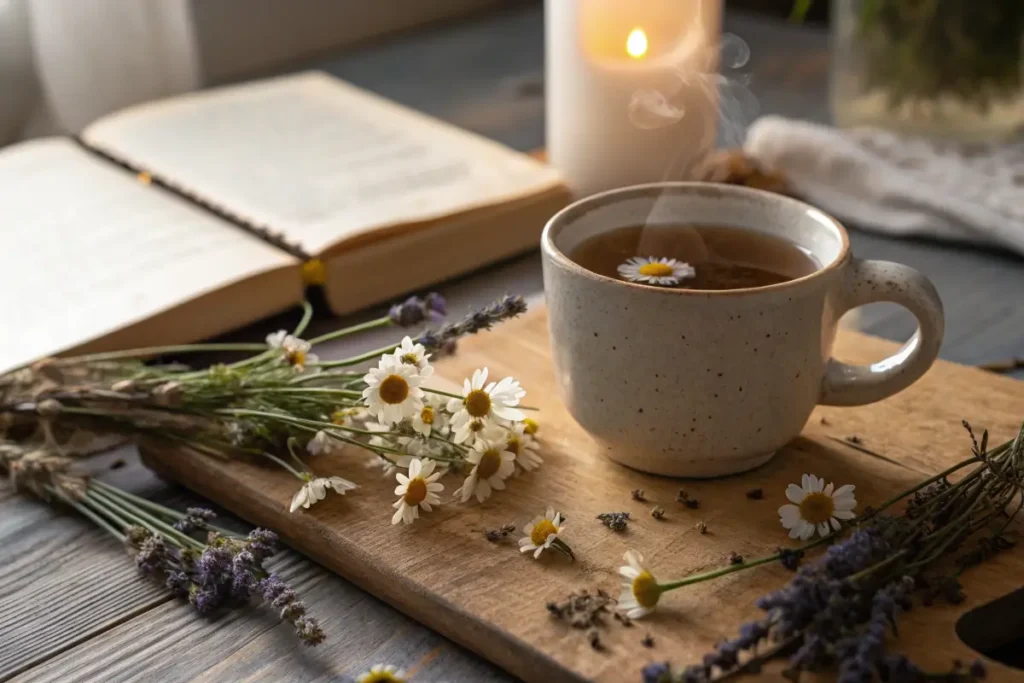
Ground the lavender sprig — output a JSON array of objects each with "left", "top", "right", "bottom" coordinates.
[
  {"left": 646, "top": 421, "right": 1023, "bottom": 682},
  {"left": 388, "top": 292, "right": 447, "bottom": 327},
  {"left": 414, "top": 295, "right": 527, "bottom": 352}
]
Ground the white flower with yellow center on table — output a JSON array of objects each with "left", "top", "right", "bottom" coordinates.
[
  {"left": 617, "top": 549, "right": 662, "bottom": 619},
  {"left": 362, "top": 355, "right": 425, "bottom": 425},
  {"left": 519, "top": 506, "right": 572, "bottom": 559},
  {"left": 356, "top": 664, "right": 407, "bottom": 683},
  {"left": 289, "top": 475, "right": 358, "bottom": 512},
  {"left": 617, "top": 256, "right": 695, "bottom": 286},
  {"left": 391, "top": 457, "right": 444, "bottom": 525},
  {"left": 265, "top": 330, "right": 318, "bottom": 370},
  {"left": 505, "top": 422, "right": 542, "bottom": 472},
  {"left": 411, "top": 394, "right": 448, "bottom": 437},
  {"left": 447, "top": 367, "right": 526, "bottom": 442},
  {"left": 392, "top": 335, "right": 434, "bottom": 377},
  {"left": 456, "top": 436, "right": 516, "bottom": 503},
  {"left": 778, "top": 473, "right": 857, "bottom": 539}
]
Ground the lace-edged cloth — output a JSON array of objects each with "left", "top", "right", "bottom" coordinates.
[{"left": 744, "top": 115, "right": 1024, "bottom": 256}]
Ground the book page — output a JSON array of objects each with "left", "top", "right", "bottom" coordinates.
[
  {"left": 81, "top": 71, "right": 564, "bottom": 255},
  {"left": 0, "top": 139, "right": 299, "bottom": 373}
]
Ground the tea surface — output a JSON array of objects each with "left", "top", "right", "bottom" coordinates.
[{"left": 568, "top": 224, "right": 820, "bottom": 290}]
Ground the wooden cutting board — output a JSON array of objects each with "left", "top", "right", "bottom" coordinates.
[{"left": 143, "top": 307, "right": 1024, "bottom": 682}]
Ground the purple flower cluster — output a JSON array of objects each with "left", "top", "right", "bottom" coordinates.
[
  {"left": 173, "top": 507, "right": 217, "bottom": 534},
  {"left": 388, "top": 292, "right": 447, "bottom": 327},
  {"left": 130, "top": 526, "right": 324, "bottom": 646},
  {"left": 414, "top": 295, "right": 528, "bottom": 352}
]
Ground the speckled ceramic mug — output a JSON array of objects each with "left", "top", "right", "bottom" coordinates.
[{"left": 541, "top": 182, "right": 944, "bottom": 477}]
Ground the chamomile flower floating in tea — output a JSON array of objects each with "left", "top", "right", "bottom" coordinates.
[
  {"left": 617, "top": 549, "right": 662, "bottom": 619},
  {"left": 519, "top": 507, "right": 573, "bottom": 559},
  {"left": 778, "top": 473, "right": 857, "bottom": 540},
  {"left": 616, "top": 256, "right": 696, "bottom": 286},
  {"left": 392, "top": 458, "right": 444, "bottom": 525}
]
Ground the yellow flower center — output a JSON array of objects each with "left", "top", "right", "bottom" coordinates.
[
  {"left": 523, "top": 418, "right": 539, "bottom": 435},
  {"left": 400, "top": 353, "right": 419, "bottom": 365},
  {"left": 506, "top": 436, "right": 523, "bottom": 457},
  {"left": 419, "top": 406, "right": 435, "bottom": 424},
  {"left": 477, "top": 448, "right": 502, "bottom": 479},
  {"left": 379, "top": 375, "right": 410, "bottom": 404},
  {"left": 632, "top": 571, "right": 661, "bottom": 608},
  {"left": 287, "top": 349, "right": 307, "bottom": 366},
  {"left": 331, "top": 409, "right": 354, "bottom": 425},
  {"left": 360, "top": 673, "right": 404, "bottom": 683},
  {"left": 530, "top": 518, "right": 558, "bottom": 546},
  {"left": 403, "top": 477, "right": 427, "bottom": 506},
  {"left": 799, "top": 492, "right": 836, "bottom": 524},
  {"left": 469, "top": 420, "right": 485, "bottom": 433},
  {"left": 465, "top": 389, "right": 492, "bottom": 418},
  {"left": 638, "top": 262, "right": 673, "bottom": 277}
]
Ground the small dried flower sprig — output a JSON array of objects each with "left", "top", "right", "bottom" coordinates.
[{"left": 640, "top": 421, "right": 1024, "bottom": 682}]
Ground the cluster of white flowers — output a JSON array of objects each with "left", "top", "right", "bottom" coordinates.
[{"left": 286, "top": 336, "right": 541, "bottom": 525}]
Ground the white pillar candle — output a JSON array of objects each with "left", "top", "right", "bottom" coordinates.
[{"left": 546, "top": 0, "right": 722, "bottom": 198}]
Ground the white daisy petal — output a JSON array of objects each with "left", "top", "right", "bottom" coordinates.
[{"left": 785, "top": 484, "right": 807, "bottom": 504}]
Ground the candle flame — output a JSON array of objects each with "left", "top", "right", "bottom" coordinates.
[{"left": 626, "top": 28, "right": 648, "bottom": 59}]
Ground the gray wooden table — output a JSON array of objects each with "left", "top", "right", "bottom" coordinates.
[{"left": 3, "top": 6, "right": 1022, "bottom": 682}]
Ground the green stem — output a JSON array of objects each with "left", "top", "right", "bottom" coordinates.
[
  {"left": 89, "top": 479, "right": 241, "bottom": 538},
  {"left": 293, "top": 301, "right": 314, "bottom": 337},
  {"left": 89, "top": 488, "right": 204, "bottom": 550},
  {"left": 258, "top": 451, "right": 308, "bottom": 480},
  {"left": 80, "top": 494, "right": 153, "bottom": 538},
  {"left": 307, "top": 316, "right": 393, "bottom": 346},
  {"left": 48, "top": 485, "right": 127, "bottom": 541},
  {"left": 59, "top": 343, "right": 268, "bottom": 364}
]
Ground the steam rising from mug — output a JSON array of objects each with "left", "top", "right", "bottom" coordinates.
[{"left": 629, "top": 33, "right": 758, "bottom": 178}]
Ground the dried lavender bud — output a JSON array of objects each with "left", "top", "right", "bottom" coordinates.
[
  {"left": 694, "top": 521, "right": 708, "bottom": 534},
  {"left": 614, "top": 611, "right": 633, "bottom": 627},
  {"left": 684, "top": 498, "right": 700, "bottom": 510},
  {"left": 485, "top": 530, "right": 503, "bottom": 542},
  {"left": 587, "top": 628, "right": 602, "bottom": 651},
  {"left": 641, "top": 633, "right": 655, "bottom": 648},
  {"left": 641, "top": 662, "right": 672, "bottom": 683},
  {"left": 596, "top": 511, "right": 630, "bottom": 531},
  {"left": 424, "top": 292, "right": 447, "bottom": 317},
  {"left": 729, "top": 551, "right": 744, "bottom": 565},
  {"left": 650, "top": 506, "right": 665, "bottom": 520},
  {"left": 414, "top": 295, "right": 527, "bottom": 352},
  {"left": 847, "top": 434, "right": 862, "bottom": 445},
  {"left": 778, "top": 547, "right": 804, "bottom": 571},
  {"left": 173, "top": 507, "right": 217, "bottom": 534},
  {"left": 388, "top": 295, "right": 430, "bottom": 327},
  {"left": 676, "top": 489, "right": 689, "bottom": 502},
  {"left": 631, "top": 488, "right": 646, "bottom": 501},
  {"left": 246, "top": 528, "right": 278, "bottom": 559},
  {"left": 745, "top": 488, "right": 764, "bottom": 500},
  {"left": 546, "top": 602, "right": 563, "bottom": 617}
]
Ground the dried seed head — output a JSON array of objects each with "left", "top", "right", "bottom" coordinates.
[{"left": 650, "top": 506, "right": 665, "bottom": 520}]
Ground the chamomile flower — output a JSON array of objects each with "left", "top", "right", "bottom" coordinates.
[
  {"left": 411, "top": 395, "right": 448, "bottom": 437},
  {"left": 392, "top": 336, "right": 434, "bottom": 377},
  {"left": 519, "top": 507, "right": 571, "bottom": 559},
  {"left": 456, "top": 438, "right": 516, "bottom": 503},
  {"left": 447, "top": 368, "right": 525, "bottom": 436},
  {"left": 306, "top": 430, "right": 338, "bottom": 456},
  {"left": 617, "top": 549, "right": 661, "bottom": 619},
  {"left": 452, "top": 417, "right": 490, "bottom": 445},
  {"left": 266, "top": 330, "right": 318, "bottom": 370},
  {"left": 522, "top": 418, "right": 540, "bottom": 438},
  {"left": 617, "top": 256, "right": 695, "bottom": 286},
  {"left": 778, "top": 473, "right": 857, "bottom": 540},
  {"left": 362, "top": 355, "right": 425, "bottom": 425},
  {"left": 330, "top": 407, "right": 362, "bottom": 427},
  {"left": 392, "top": 458, "right": 444, "bottom": 525},
  {"left": 505, "top": 422, "right": 542, "bottom": 472},
  {"left": 356, "top": 664, "right": 407, "bottom": 683},
  {"left": 289, "top": 475, "right": 358, "bottom": 512}
]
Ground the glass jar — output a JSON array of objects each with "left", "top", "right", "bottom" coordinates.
[{"left": 829, "top": 0, "right": 1024, "bottom": 141}]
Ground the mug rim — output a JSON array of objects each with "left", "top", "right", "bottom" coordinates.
[{"left": 541, "top": 181, "right": 852, "bottom": 297}]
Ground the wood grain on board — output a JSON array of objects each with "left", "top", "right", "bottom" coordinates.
[{"left": 143, "top": 307, "right": 1024, "bottom": 683}]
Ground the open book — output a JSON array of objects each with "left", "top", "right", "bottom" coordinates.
[{"left": 0, "top": 72, "right": 567, "bottom": 374}]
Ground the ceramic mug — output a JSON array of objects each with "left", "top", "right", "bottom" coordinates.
[{"left": 540, "top": 182, "right": 944, "bottom": 477}]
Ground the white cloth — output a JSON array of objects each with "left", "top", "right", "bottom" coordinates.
[
  {"left": 744, "top": 115, "right": 1024, "bottom": 255},
  {"left": 26, "top": 0, "right": 200, "bottom": 134}
]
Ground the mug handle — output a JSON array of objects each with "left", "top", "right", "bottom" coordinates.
[{"left": 819, "top": 258, "right": 944, "bottom": 407}]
